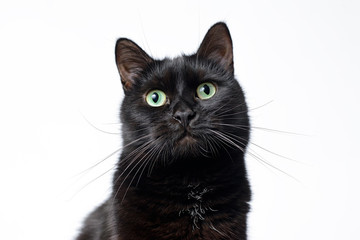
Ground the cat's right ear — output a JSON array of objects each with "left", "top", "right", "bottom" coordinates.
[{"left": 115, "top": 38, "right": 153, "bottom": 92}]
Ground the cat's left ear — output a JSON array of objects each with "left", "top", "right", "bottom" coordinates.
[
  {"left": 115, "top": 38, "right": 153, "bottom": 92},
  {"left": 197, "top": 22, "right": 234, "bottom": 74}
]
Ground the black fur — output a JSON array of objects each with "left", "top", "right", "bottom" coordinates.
[{"left": 77, "top": 22, "right": 251, "bottom": 240}]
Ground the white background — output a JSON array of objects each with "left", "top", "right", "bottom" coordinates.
[{"left": 1, "top": 0, "right": 359, "bottom": 239}]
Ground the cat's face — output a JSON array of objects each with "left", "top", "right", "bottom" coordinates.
[{"left": 116, "top": 23, "right": 249, "bottom": 166}]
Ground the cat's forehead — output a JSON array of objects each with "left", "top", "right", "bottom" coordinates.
[
  {"left": 141, "top": 55, "right": 228, "bottom": 96},
  {"left": 160, "top": 56, "right": 191, "bottom": 76},
  {"left": 171, "top": 56, "right": 186, "bottom": 65},
  {"left": 147, "top": 56, "right": 198, "bottom": 89},
  {"left": 154, "top": 56, "right": 209, "bottom": 83}
]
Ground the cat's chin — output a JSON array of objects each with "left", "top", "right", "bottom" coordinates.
[
  {"left": 172, "top": 134, "right": 200, "bottom": 157},
  {"left": 177, "top": 135, "right": 197, "bottom": 146}
]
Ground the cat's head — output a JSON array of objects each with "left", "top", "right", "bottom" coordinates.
[{"left": 115, "top": 22, "right": 249, "bottom": 166}]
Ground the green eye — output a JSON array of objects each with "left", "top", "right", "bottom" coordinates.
[
  {"left": 196, "top": 82, "right": 216, "bottom": 100},
  {"left": 146, "top": 90, "right": 167, "bottom": 107}
]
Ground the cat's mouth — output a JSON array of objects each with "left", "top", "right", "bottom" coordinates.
[{"left": 177, "top": 132, "right": 197, "bottom": 146}]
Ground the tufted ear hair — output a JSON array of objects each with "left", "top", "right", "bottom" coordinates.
[
  {"left": 115, "top": 38, "right": 153, "bottom": 91},
  {"left": 197, "top": 22, "right": 234, "bottom": 74}
]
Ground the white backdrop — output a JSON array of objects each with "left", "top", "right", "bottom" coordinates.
[{"left": 1, "top": 0, "right": 359, "bottom": 239}]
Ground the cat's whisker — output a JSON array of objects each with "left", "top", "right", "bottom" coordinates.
[
  {"left": 134, "top": 138, "right": 162, "bottom": 182},
  {"left": 208, "top": 131, "right": 239, "bottom": 163},
  {"left": 113, "top": 140, "right": 153, "bottom": 186},
  {"left": 214, "top": 100, "right": 273, "bottom": 119},
  {"left": 213, "top": 129, "right": 300, "bottom": 181},
  {"left": 216, "top": 122, "right": 305, "bottom": 136},
  {"left": 226, "top": 131, "right": 300, "bottom": 163},
  {"left": 68, "top": 140, "right": 151, "bottom": 199},
  {"left": 202, "top": 137, "right": 214, "bottom": 156},
  {"left": 197, "top": 143, "right": 211, "bottom": 158},
  {"left": 213, "top": 117, "right": 249, "bottom": 123},
  {"left": 111, "top": 146, "right": 151, "bottom": 197},
  {"left": 215, "top": 110, "right": 249, "bottom": 119},
  {"left": 70, "top": 165, "right": 116, "bottom": 200},
  {"left": 211, "top": 129, "right": 274, "bottom": 171},
  {"left": 209, "top": 129, "right": 245, "bottom": 152},
  {"left": 112, "top": 139, "right": 158, "bottom": 203},
  {"left": 80, "top": 112, "right": 121, "bottom": 135},
  {"left": 248, "top": 100, "right": 274, "bottom": 112},
  {"left": 140, "top": 146, "right": 159, "bottom": 181},
  {"left": 115, "top": 134, "right": 155, "bottom": 166},
  {"left": 147, "top": 140, "right": 166, "bottom": 177},
  {"left": 218, "top": 125, "right": 305, "bottom": 165},
  {"left": 251, "top": 126, "right": 307, "bottom": 136},
  {"left": 73, "top": 147, "right": 122, "bottom": 179},
  {"left": 123, "top": 126, "right": 151, "bottom": 134},
  {"left": 217, "top": 100, "right": 273, "bottom": 118},
  {"left": 74, "top": 133, "right": 151, "bottom": 180},
  {"left": 208, "top": 130, "right": 244, "bottom": 162},
  {"left": 214, "top": 102, "right": 247, "bottom": 117},
  {"left": 112, "top": 151, "right": 149, "bottom": 204},
  {"left": 134, "top": 153, "right": 153, "bottom": 187},
  {"left": 118, "top": 141, "right": 162, "bottom": 204},
  {"left": 247, "top": 149, "right": 300, "bottom": 182},
  {"left": 215, "top": 123, "right": 249, "bottom": 132},
  {"left": 121, "top": 154, "right": 153, "bottom": 203},
  {"left": 211, "top": 98, "right": 236, "bottom": 114},
  {"left": 206, "top": 133, "right": 222, "bottom": 152},
  {"left": 135, "top": 137, "right": 166, "bottom": 186},
  {"left": 200, "top": 134, "right": 219, "bottom": 158}
]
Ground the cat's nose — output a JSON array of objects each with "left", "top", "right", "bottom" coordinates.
[{"left": 173, "top": 109, "right": 196, "bottom": 127}]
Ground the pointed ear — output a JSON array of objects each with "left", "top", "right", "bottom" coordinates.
[
  {"left": 197, "top": 22, "right": 234, "bottom": 73},
  {"left": 115, "top": 38, "right": 153, "bottom": 91}
]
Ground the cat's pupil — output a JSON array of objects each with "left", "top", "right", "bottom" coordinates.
[
  {"left": 152, "top": 92, "right": 159, "bottom": 103},
  {"left": 202, "top": 84, "right": 210, "bottom": 95}
]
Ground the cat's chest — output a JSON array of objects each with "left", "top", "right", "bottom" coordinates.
[
  {"left": 118, "top": 177, "right": 247, "bottom": 240},
  {"left": 178, "top": 184, "right": 217, "bottom": 230},
  {"left": 135, "top": 184, "right": 226, "bottom": 234}
]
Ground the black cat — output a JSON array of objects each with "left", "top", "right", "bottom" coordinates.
[{"left": 77, "top": 22, "right": 251, "bottom": 240}]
